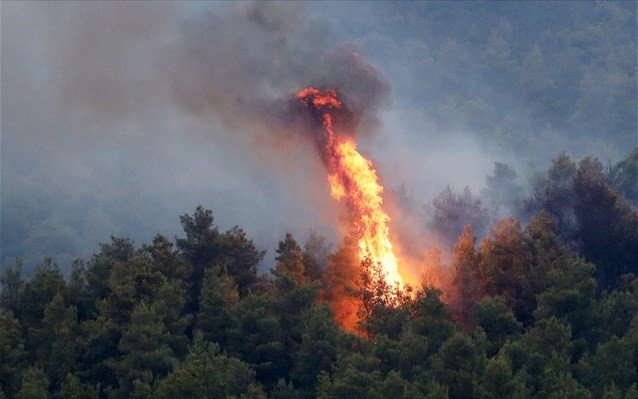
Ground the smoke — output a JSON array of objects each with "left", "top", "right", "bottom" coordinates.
[
  {"left": 163, "top": 2, "right": 390, "bottom": 142},
  {"left": 1, "top": 2, "right": 391, "bottom": 272},
  {"left": 2, "top": 1, "right": 635, "bottom": 275}
]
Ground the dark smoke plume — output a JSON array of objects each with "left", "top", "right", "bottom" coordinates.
[{"left": 163, "top": 2, "right": 390, "bottom": 140}]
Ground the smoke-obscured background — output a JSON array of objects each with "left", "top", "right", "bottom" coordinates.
[{"left": 2, "top": 1, "right": 636, "bottom": 274}]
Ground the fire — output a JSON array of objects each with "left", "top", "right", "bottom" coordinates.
[{"left": 297, "top": 87, "right": 404, "bottom": 287}]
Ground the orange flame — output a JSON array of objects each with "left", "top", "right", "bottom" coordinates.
[{"left": 297, "top": 87, "right": 404, "bottom": 287}]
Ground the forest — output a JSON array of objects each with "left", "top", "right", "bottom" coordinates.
[
  {"left": 1, "top": 149, "right": 637, "bottom": 399},
  {"left": 2, "top": 3, "right": 638, "bottom": 398}
]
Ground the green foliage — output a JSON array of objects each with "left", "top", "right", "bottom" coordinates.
[
  {"left": 573, "top": 156, "right": 638, "bottom": 289},
  {"left": 17, "top": 258, "right": 67, "bottom": 333},
  {"left": 0, "top": 261, "right": 24, "bottom": 315},
  {"left": 431, "top": 332, "right": 487, "bottom": 399},
  {"left": 16, "top": 367, "right": 49, "bottom": 399},
  {"left": 324, "top": 353, "right": 385, "bottom": 399},
  {"left": 197, "top": 266, "right": 239, "bottom": 347},
  {"left": 273, "top": 233, "right": 307, "bottom": 285},
  {"left": 409, "top": 287, "right": 456, "bottom": 357},
  {"left": 143, "top": 234, "right": 192, "bottom": 284},
  {"left": 534, "top": 257, "right": 596, "bottom": 333},
  {"left": 474, "top": 296, "right": 522, "bottom": 355},
  {"left": 177, "top": 206, "right": 264, "bottom": 298},
  {"left": 357, "top": 257, "right": 412, "bottom": 338},
  {"left": 4, "top": 203, "right": 638, "bottom": 398},
  {"left": 0, "top": 312, "right": 26, "bottom": 397},
  {"left": 473, "top": 356, "right": 526, "bottom": 399},
  {"left": 33, "top": 292, "right": 79, "bottom": 386},
  {"left": 479, "top": 217, "right": 536, "bottom": 323},
  {"left": 85, "top": 237, "right": 136, "bottom": 303},
  {"left": 59, "top": 374, "right": 99, "bottom": 399},
  {"left": 525, "top": 152, "right": 638, "bottom": 290},
  {"left": 109, "top": 301, "right": 177, "bottom": 396},
  {"left": 155, "top": 332, "right": 263, "bottom": 399},
  {"left": 593, "top": 283, "right": 638, "bottom": 342},
  {"left": 524, "top": 153, "right": 577, "bottom": 241}
]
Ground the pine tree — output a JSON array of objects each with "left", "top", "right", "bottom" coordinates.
[{"left": 450, "top": 225, "right": 481, "bottom": 328}]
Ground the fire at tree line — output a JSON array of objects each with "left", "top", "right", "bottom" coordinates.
[
  {"left": 2, "top": 88, "right": 638, "bottom": 399},
  {"left": 3, "top": 1, "right": 638, "bottom": 397},
  {"left": 1, "top": 148, "right": 637, "bottom": 399}
]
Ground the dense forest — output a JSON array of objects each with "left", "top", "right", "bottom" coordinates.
[{"left": 1, "top": 149, "right": 637, "bottom": 399}]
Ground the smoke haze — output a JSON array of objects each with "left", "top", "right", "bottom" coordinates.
[{"left": 2, "top": 1, "right": 636, "bottom": 274}]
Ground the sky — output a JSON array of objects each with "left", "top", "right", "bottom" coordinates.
[{"left": 2, "top": 1, "right": 636, "bottom": 274}]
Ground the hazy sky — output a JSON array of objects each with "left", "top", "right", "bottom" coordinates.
[{"left": 2, "top": 1, "right": 636, "bottom": 274}]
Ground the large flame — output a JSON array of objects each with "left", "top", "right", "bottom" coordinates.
[{"left": 297, "top": 87, "right": 403, "bottom": 286}]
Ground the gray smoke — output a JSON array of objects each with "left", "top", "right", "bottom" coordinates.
[
  {"left": 1, "top": 2, "right": 391, "bottom": 273},
  {"left": 163, "top": 2, "right": 390, "bottom": 140},
  {"left": 2, "top": 1, "right": 635, "bottom": 275}
]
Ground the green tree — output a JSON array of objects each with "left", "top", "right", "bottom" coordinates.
[
  {"left": 473, "top": 356, "right": 526, "bottom": 399},
  {"left": 77, "top": 315, "right": 119, "bottom": 391},
  {"left": 357, "top": 257, "right": 408, "bottom": 337},
  {"left": 176, "top": 206, "right": 219, "bottom": 270},
  {"left": 326, "top": 353, "right": 385, "bottom": 399},
  {"left": 67, "top": 260, "right": 95, "bottom": 322},
  {"left": 0, "top": 312, "right": 26, "bottom": 397},
  {"left": 216, "top": 226, "right": 264, "bottom": 296},
  {"left": 227, "top": 292, "right": 288, "bottom": 388},
  {"left": 408, "top": 287, "right": 456, "bottom": 357},
  {"left": 289, "top": 304, "right": 340, "bottom": 396},
  {"left": 152, "top": 280, "right": 191, "bottom": 359},
  {"left": 59, "top": 374, "right": 99, "bottom": 399},
  {"left": 593, "top": 283, "right": 638, "bottom": 343},
  {"left": 85, "top": 236, "right": 136, "bottom": 303},
  {"left": 143, "top": 234, "right": 191, "bottom": 284},
  {"left": 33, "top": 292, "right": 79, "bottom": 387},
  {"left": 536, "top": 356, "right": 592, "bottom": 399},
  {"left": 177, "top": 206, "right": 263, "bottom": 300},
  {"left": 109, "top": 301, "right": 177, "bottom": 397},
  {"left": 100, "top": 255, "right": 165, "bottom": 326},
  {"left": 474, "top": 296, "right": 522, "bottom": 356},
  {"left": 431, "top": 332, "right": 487, "bottom": 399},
  {"left": 573, "top": 156, "right": 638, "bottom": 288},
  {"left": 155, "top": 332, "right": 263, "bottom": 399},
  {"left": 17, "top": 258, "right": 66, "bottom": 332},
  {"left": 0, "top": 261, "right": 24, "bottom": 314},
  {"left": 197, "top": 266, "right": 239, "bottom": 348},
  {"left": 534, "top": 257, "right": 596, "bottom": 338},
  {"left": 78, "top": 251, "right": 174, "bottom": 393},
  {"left": 273, "top": 233, "right": 307, "bottom": 285},
  {"left": 16, "top": 367, "right": 49, "bottom": 399},
  {"left": 523, "top": 153, "right": 577, "bottom": 243},
  {"left": 479, "top": 218, "right": 533, "bottom": 323},
  {"left": 503, "top": 317, "right": 574, "bottom": 394},
  {"left": 588, "top": 337, "right": 637, "bottom": 396}
]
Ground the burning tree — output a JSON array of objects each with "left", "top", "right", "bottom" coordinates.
[
  {"left": 296, "top": 87, "right": 404, "bottom": 286},
  {"left": 295, "top": 87, "right": 410, "bottom": 331}
]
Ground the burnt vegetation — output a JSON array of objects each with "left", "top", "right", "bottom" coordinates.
[{"left": 1, "top": 150, "right": 637, "bottom": 399}]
